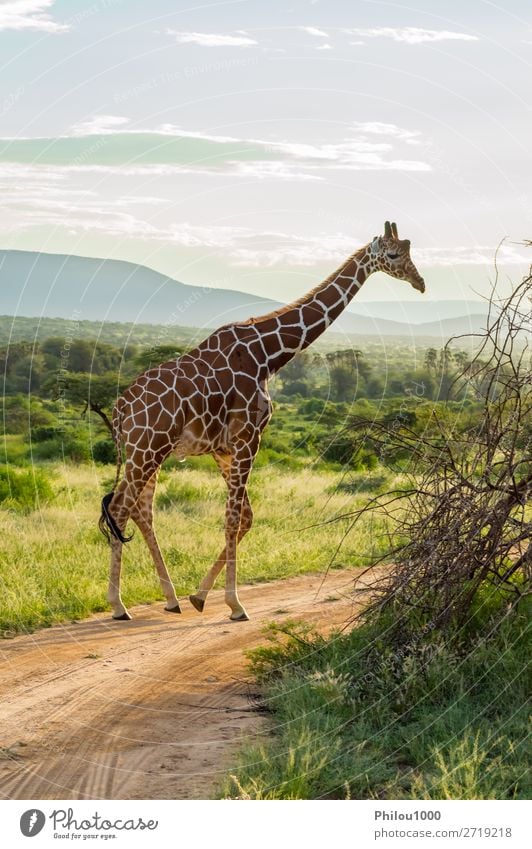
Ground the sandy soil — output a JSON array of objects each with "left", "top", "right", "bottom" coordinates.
[{"left": 0, "top": 569, "right": 364, "bottom": 800}]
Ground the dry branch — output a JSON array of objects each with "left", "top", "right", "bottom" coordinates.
[{"left": 347, "top": 258, "right": 531, "bottom": 637}]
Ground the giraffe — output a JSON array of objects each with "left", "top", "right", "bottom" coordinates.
[{"left": 99, "top": 221, "right": 425, "bottom": 622}]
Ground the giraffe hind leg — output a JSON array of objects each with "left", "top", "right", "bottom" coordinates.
[{"left": 129, "top": 473, "right": 181, "bottom": 613}]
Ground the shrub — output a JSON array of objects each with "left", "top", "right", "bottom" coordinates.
[
  {"left": 92, "top": 438, "right": 116, "bottom": 464},
  {"left": 223, "top": 605, "right": 531, "bottom": 800},
  {"left": 31, "top": 435, "right": 91, "bottom": 463},
  {"left": 0, "top": 465, "right": 54, "bottom": 513},
  {"left": 30, "top": 426, "right": 58, "bottom": 443}
]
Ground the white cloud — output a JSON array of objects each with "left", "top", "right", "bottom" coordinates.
[
  {"left": 347, "top": 27, "right": 478, "bottom": 45},
  {"left": 228, "top": 160, "right": 323, "bottom": 181},
  {"left": 3, "top": 173, "right": 525, "bottom": 271},
  {"left": 149, "top": 124, "right": 237, "bottom": 142},
  {"left": 263, "top": 135, "right": 429, "bottom": 172},
  {"left": 160, "top": 226, "right": 357, "bottom": 267},
  {"left": 301, "top": 26, "right": 329, "bottom": 37},
  {"left": 316, "top": 43, "right": 332, "bottom": 51},
  {"left": 0, "top": 0, "right": 68, "bottom": 33},
  {"left": 166, "top": 29, "right": 257, "bottom": 47},
  {"left": 417, "top": 245, "right": 529, "bottom": 266},
  {"left": 70, "top": 115, "right": 131, "bottom": 137},
  {"left": 351, "top": 121, "right": 423, "bottom": 145},
  {"left": 1, "top": 117, "right": 432, "bottom": 174}
]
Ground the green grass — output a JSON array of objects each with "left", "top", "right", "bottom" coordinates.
[
  {"left": 0, "top": 460, "right": 391, "bottom": 634},
  {"left": 221, "top": 605, "right": 531, "bottom": 800}
]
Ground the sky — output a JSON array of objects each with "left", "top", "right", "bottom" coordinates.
[{"left": 0, "top": 0, "right": 531, "bottom": 305}]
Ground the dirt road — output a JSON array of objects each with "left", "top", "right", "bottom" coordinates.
[{"left": 0, "top": 568, "right": 362, "bottom": 800}]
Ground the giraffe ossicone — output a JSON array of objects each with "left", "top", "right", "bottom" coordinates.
[{"left": 100, "top": 221, "right": 425, "bottom": 621}]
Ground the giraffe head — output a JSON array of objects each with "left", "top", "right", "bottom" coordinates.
[{"left": 369, "top": 221, "right": 425, "bottom": 293}]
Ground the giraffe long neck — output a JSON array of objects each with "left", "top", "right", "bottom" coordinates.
[{"left": 253, "top": 245, "right": 374, "bottom": 376}]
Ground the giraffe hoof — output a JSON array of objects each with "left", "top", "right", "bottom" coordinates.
[
  {"left": 189, "top": 595, "right": 205, "bottom": 613},
  {"left": 164, "top": 603, "right": 182, "bottom": 614},
  {"left": 112, "top": 612, "right": 132, "bottom": 621},
  {"left": 230, "top": 611, "right": 250, "bottom": 622}
]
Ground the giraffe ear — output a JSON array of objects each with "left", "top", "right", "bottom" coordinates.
[{"left": 370, "top": 236, "right": 381, "bottom": 253}]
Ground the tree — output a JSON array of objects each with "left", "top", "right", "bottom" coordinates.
[
  {"left": 330, "top": 365, "right": 357, "bottom": 402},
  {"left": 425, "top": 347, "right": 438, "bottom": 372},
  {"left": 44, "top": 372, "right": 125, "bottom": 433},
  {"left": 346, "top": 264, "right": 532, "bottom": 637},
  {"left": 325, "top": 349, "right": 371, "bottom": 400},
  {"left": 135, "top": 344, "right": 186, "bottom": 372}
]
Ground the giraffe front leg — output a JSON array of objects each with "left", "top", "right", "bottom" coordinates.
[
  {"left": 225, "top": 526, "right": 249, "bottom": 622},
  {"left": 190, "top": 452, "right": 231, "bottom": 614},
  {"left": 223, "top": 453, "right": 254, "bottom": 622},
  {"left": 189, "top": 552, "right": 225, "bottom": 613},
  {"left": 190, "top": 488, "right": 254, "bottom": 615}
]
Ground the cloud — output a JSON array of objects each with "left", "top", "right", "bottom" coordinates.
[
  {"left": 70, "top": 115, "right": 131, "bottom": 136},
  {"left": 166, "top": 29, "right": 257, "bottom": 47},
  {"left": 2, "top": 171, "right": 526, "bottom": 271},
  {"left": 0, "top": 0, "right": 68, "bottom": 33},
  {"left": 228, "top": 160, "right": 323, "bottom": 181},
  {"left": 417, "top": 245, "right": 529, "bottom": 266},
  {"left": 0, "top": 118, "right": 432, "bottom": 174},
  {"left": 301, "top": 26, "right": 329, "bottom": 37},
  {"left": 263, "top": 129, "right": 429, "bottom": 171},
  {"left": 316, "top": 43, "right": 332, "bottom": 51},
  {"left": 351, "top": 121, "right": 422, "bottom": 145},
  {"left": 346, "top": 27, "right": 478, "bottom": 44}
]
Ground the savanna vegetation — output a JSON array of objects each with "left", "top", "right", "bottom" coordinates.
[
  {"left": 1, "top": 267, "right": 529, "bottom": 801},
  {"left": 222, "top": 269, "right": 532, "bottom": 800},
  {"left": 1, "top": 323, "right": 466, "bottom": 633}
]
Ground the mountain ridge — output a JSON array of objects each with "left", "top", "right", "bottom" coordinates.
[{"left": 0, "top": 250, "right": 489, "bottom": 340}]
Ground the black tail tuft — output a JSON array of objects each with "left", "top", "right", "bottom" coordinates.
[{"left": 99, "top": 491, "right": 133, "bottom": 544}]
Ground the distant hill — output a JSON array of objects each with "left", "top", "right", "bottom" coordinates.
[
  {"left": 0, "top": 250, "right": 280, "bottom": 330},
  {"left": 351, "top": 299, "right": 488, "bottom": 325},
  {"left": 0, "top": 250, "right": 489, "bottom": 341}
]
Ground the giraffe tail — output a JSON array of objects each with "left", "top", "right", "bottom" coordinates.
[
  {"left": 99, "top": 492, "right": 133, "bottom": 544},
  {"left": 98, "top": 403, "right": 133, "bottom": 544}
]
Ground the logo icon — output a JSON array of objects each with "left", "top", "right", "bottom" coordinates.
[{"left": 20, "top": 810, "right": 46, "bottom": 837}]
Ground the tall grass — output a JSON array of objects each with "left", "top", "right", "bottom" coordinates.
[
  {"left": 0, "top": 460, "right": 389, "bottom": 633},
  {"left": 221, "top": 604, "right": 531, "bottom": 800}
]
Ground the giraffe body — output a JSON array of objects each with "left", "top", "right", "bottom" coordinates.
[{"left": 100, "top": 222, "right": 424, "bottom": 621}]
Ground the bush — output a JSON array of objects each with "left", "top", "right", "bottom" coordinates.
[
  {"left": 222, "top": 603, "right": 531, "bottom": 800},
  {"left": 30, "top": 426, "right": 58, "bottom": 442},
  {"left": 0, "top": 465, "right": 54, "bottom": 513},
  {"left": 332, "top": 472, "right": 389, "bottom": 494},
  {"left": 92, "top": 439, "right": 116, "bottom": 464},
  {"left": 31, "top": 435, "right": 91, "bottom": 463},
  {"left": 282, "top": 380, "right": 309, "bottom": 397},
  {"left": 321, "top": 436, "right": 377, "bottom": 470}
]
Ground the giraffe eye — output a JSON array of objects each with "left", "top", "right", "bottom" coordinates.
[{"left": 387, "top": 252, "right": 399, "bottom": 260}]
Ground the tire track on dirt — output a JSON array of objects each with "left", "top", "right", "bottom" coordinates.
[{"left": 0, "top": 569, "right": 363, "bottom": 799}]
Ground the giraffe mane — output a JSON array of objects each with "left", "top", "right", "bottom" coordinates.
[{"left": 231, "top": 246, "right": 367, "bottom": 328}]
